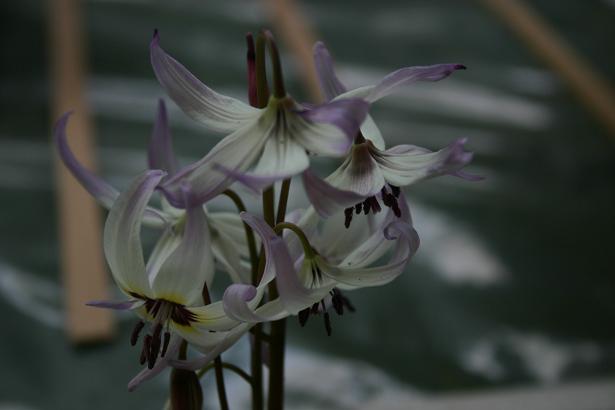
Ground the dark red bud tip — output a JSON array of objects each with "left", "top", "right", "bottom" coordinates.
[{"left": 454, "top": 64, "right": 467, "bottom": 70}]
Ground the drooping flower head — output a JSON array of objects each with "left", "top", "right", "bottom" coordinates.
[{"left": 149, "top": 30, "right": 370, "bottom": 207}]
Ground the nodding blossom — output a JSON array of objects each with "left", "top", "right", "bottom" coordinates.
[
  {"left": 149, "top": 31, "right": 370, "bottom": 208},
  {"left": 301, "top": 42, "right": 482, "bottom": 225}
]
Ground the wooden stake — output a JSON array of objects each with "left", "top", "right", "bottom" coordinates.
[
  {"left": 480, "top": 0, "right": 615, "bottom": 138},
  {"left": 264, "top": 0, "right": 323, "bottom": 102},
  {"left": 49, "top": 0, "right": 114, "bottom": 343}
]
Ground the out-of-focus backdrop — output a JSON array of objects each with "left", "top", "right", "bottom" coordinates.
[{"left": 1, "top": 0, "right": 614, "bottom": 409}]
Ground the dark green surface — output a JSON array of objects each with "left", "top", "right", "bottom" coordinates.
[{"left": 1, "top": 0, "right": 614, "bottom": 408}]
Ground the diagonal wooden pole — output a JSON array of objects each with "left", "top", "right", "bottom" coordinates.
[
  {"left": 49, "top": 0, "right": 114, "bottom": 343},
  {"left": 479, "top": 0, "right": 615, "bottom": 138}
]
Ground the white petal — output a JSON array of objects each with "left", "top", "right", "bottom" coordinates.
[
  {"left": 104, "top": 170, "right": 165, "bottom": 296},
  {"left": 302, "top": 169, "right": 364, "bottom": 218},
  {"left": 151, "top": 32, "right": 260, "bottom": 133},
  {"left": 290, "top": 112, "right": 353, "bottom": 157},
  {"left": 373, "top": 139, "right": 474, "bottom": 187},
  {"left": 319, "top": 220, "right": 419, "bottom": 287},
  {"left": 250, "top": 135, "right": 310, "bottom": 179},
  {"left": 360, "top": 114, "right": 385, "bottom": 150},
  {"left": 171, "top": 323, "right": 252, "bottom": 370},
  {"left": 325, "top": 143, "right": 385, "bottom": 196},
  {"left": 160, "top": 117, "right": 271, "bottom": 207},
  {"left": 145, "top": 225, "right": 182, "bottom": 281},
  {"left": 151, "top": 196, "right": 214, "bottom": 306}
]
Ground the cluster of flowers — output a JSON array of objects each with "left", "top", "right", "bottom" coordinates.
[{"left": 54, "top": 30, "right": 478, "bottom": 392}]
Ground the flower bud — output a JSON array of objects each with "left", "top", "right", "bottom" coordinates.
[{"left": 170, "top": 368, "right": 203, "bottom": 410}]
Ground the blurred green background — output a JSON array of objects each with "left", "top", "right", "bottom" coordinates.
[{"left": 1, "top": 0, "right": 614, "bottom": 409}]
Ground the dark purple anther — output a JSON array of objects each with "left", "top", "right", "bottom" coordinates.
[
  {"left": 298, "top": 308, "right": 310, "bottom": 327},
  {"left": 140, "top": 335, "right": 152, "bottom": 365},
  {"left": 161, "top": 331, "right": 171, "bottom": 357},
  {"left": 130, "top": 320, "right": 145, "bottom": 346},
  {"left": 344, "top": 207, "right": 353, "bottom": 228}
]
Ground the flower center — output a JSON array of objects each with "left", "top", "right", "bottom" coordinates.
[{"left": 129, "top": 297, "right": 198, "bottom": 369}]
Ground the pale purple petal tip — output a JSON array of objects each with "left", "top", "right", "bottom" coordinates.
[
  {"left": 86, "top": 299, "right": 139, "bottom": 310},
  {"left": 223, "top": 284, "right": 259, "bottom": 322},
  {"left": 368, "top": 63, "right": 466, "bottom": 102},
  {"left": 297, "top": 98, "right": 369, "bottom": 138},
  {"left": 147, "top": 99, "right": 178, "bottom": 175},
  {"left": 53, "top": 112, "right": 119, "bottom": 209}
]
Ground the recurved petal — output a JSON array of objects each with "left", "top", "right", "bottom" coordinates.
[
  {"left": 313, "top": 41, "right": 348, "bottom": 101},
  {"left": 151, "top": 183, "right": 214, "bottom": 306},
  {"left": 104, "top": 170, "right": 165, "bottom": 297},
  {"left": 374, "top": 138, "right": 476, "bottom": 187},
  {"left": 159, "top": 117, "right": 270, "bottom": 208},
  {"left": 150, "top": 30, "right": 260, "bottom": 134},
  {"left": 335, "top": 64, "right": 466, "bottom": 103},
  {"left": 302, "top": 169, "right": 364, "bottom": 218},
  {"left": 171, "top": 323, "right": 252, "bottom": 371},
  {"left": 147, "top": 99, "right": 178, "bottom": 175},
  {"left": 294, "top": 99, "right": 369, "bottom": 156},
  {"left": 86, "top": 299, "right": 144, "bottom": 310},
  {"left": 54, "top": 112, "right": 119, "bottom": 209},
  {"left": 320, "top": 219, "right": 419, "bottom": 288}
]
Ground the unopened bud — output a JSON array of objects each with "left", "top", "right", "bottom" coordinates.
[{"left": 170, "top": 368, "right": 203, "bottom": 410}]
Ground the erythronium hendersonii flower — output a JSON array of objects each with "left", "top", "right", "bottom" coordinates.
[
  {"left": 215, "top": 197, "right": 419, "bottom": 337},
  {"left": 89, "top": 171, "right": 240, "bottom": 361},
  {"left": 301, "top": 42, "right": 482, "bottom": 224},
  {"left": 149, "top": 31, "right": 370, "bottom": 207},
  {"left": 54, "top": 101, "right": 252, "bottom": 284}
]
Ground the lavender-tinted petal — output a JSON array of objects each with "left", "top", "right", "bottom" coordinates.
[
  {"left": 86, "top": 299, "right": 142, "bottom": 310},
  {"left": 367, "top": 63, "right": 466, "bottom": 102},
  {"left": 147, "top": 99, "right": 178, "bottom": 175},
  {"left": 302, "top": 169, "right": 364, "bottom": 218},
  {"left": 296, "top": 98, "right": 369, "bottom": 140},
  {"left": 54, "top": 112, "right": 119, "bottom": 209},
  {"left": 213, "top": 164, "right": 294, "bottom": 195},
  {"left": 128, "top": 334, "right": 182, "bottom": 391},
  {"left": 313, "top": 41, "right": 347, "bottom": 101}
]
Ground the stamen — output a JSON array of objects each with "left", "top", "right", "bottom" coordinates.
[
  {"left": 391, "top": 185, "right": 401, "bottom": 198},
  {"left": 161, "top": 331, "right": 171, "bottom": 357},
  {"left": 323, "top": 312, "right": 332, "bottom": 336},
  {"left": 298, "top": 308, "right": 310, "bottom": 327},
  {"left": 140, "top": 335, "right": 152, "bottom": 365},
  {"left": 344, "top": 207, "right": 353, "bottom": 228},
  {"left": 130, "top": 320, "right": 145, "bottom": 346},
  {"left": 355, "top": 203, "right": 362, "bottom": 214}
]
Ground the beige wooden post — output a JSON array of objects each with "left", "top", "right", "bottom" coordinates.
[{"left": 49, "top": 0, "right": 114, "bottom": 343}]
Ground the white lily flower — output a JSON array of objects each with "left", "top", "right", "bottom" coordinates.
[
  {"left": 300, "top": 42, "right": 481, "bottom": 222},
  {"left": 54, "top": 101, "right": 253, "bottom": 284},
  {"left": 149, "top": 31, "right": 370, "bottom": 207},
  {"left": 219, "top": 197, "right": 419, "bottom": 336}
]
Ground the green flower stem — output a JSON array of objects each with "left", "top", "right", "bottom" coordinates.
[
  {"left": 202, "top": 284, "right": 230, "bottom": 410},
  {"left": 197, "top": 361, "right": 253, "bottom": 385},
  {"left": 273, "top": 222, "right": 314, "bottom": 258},
  {"left": 221, "top": 190, "right": 259, "bottom": 283},
  {"left": 267, "top": 178, "right": 291, "bottom": 410}
]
